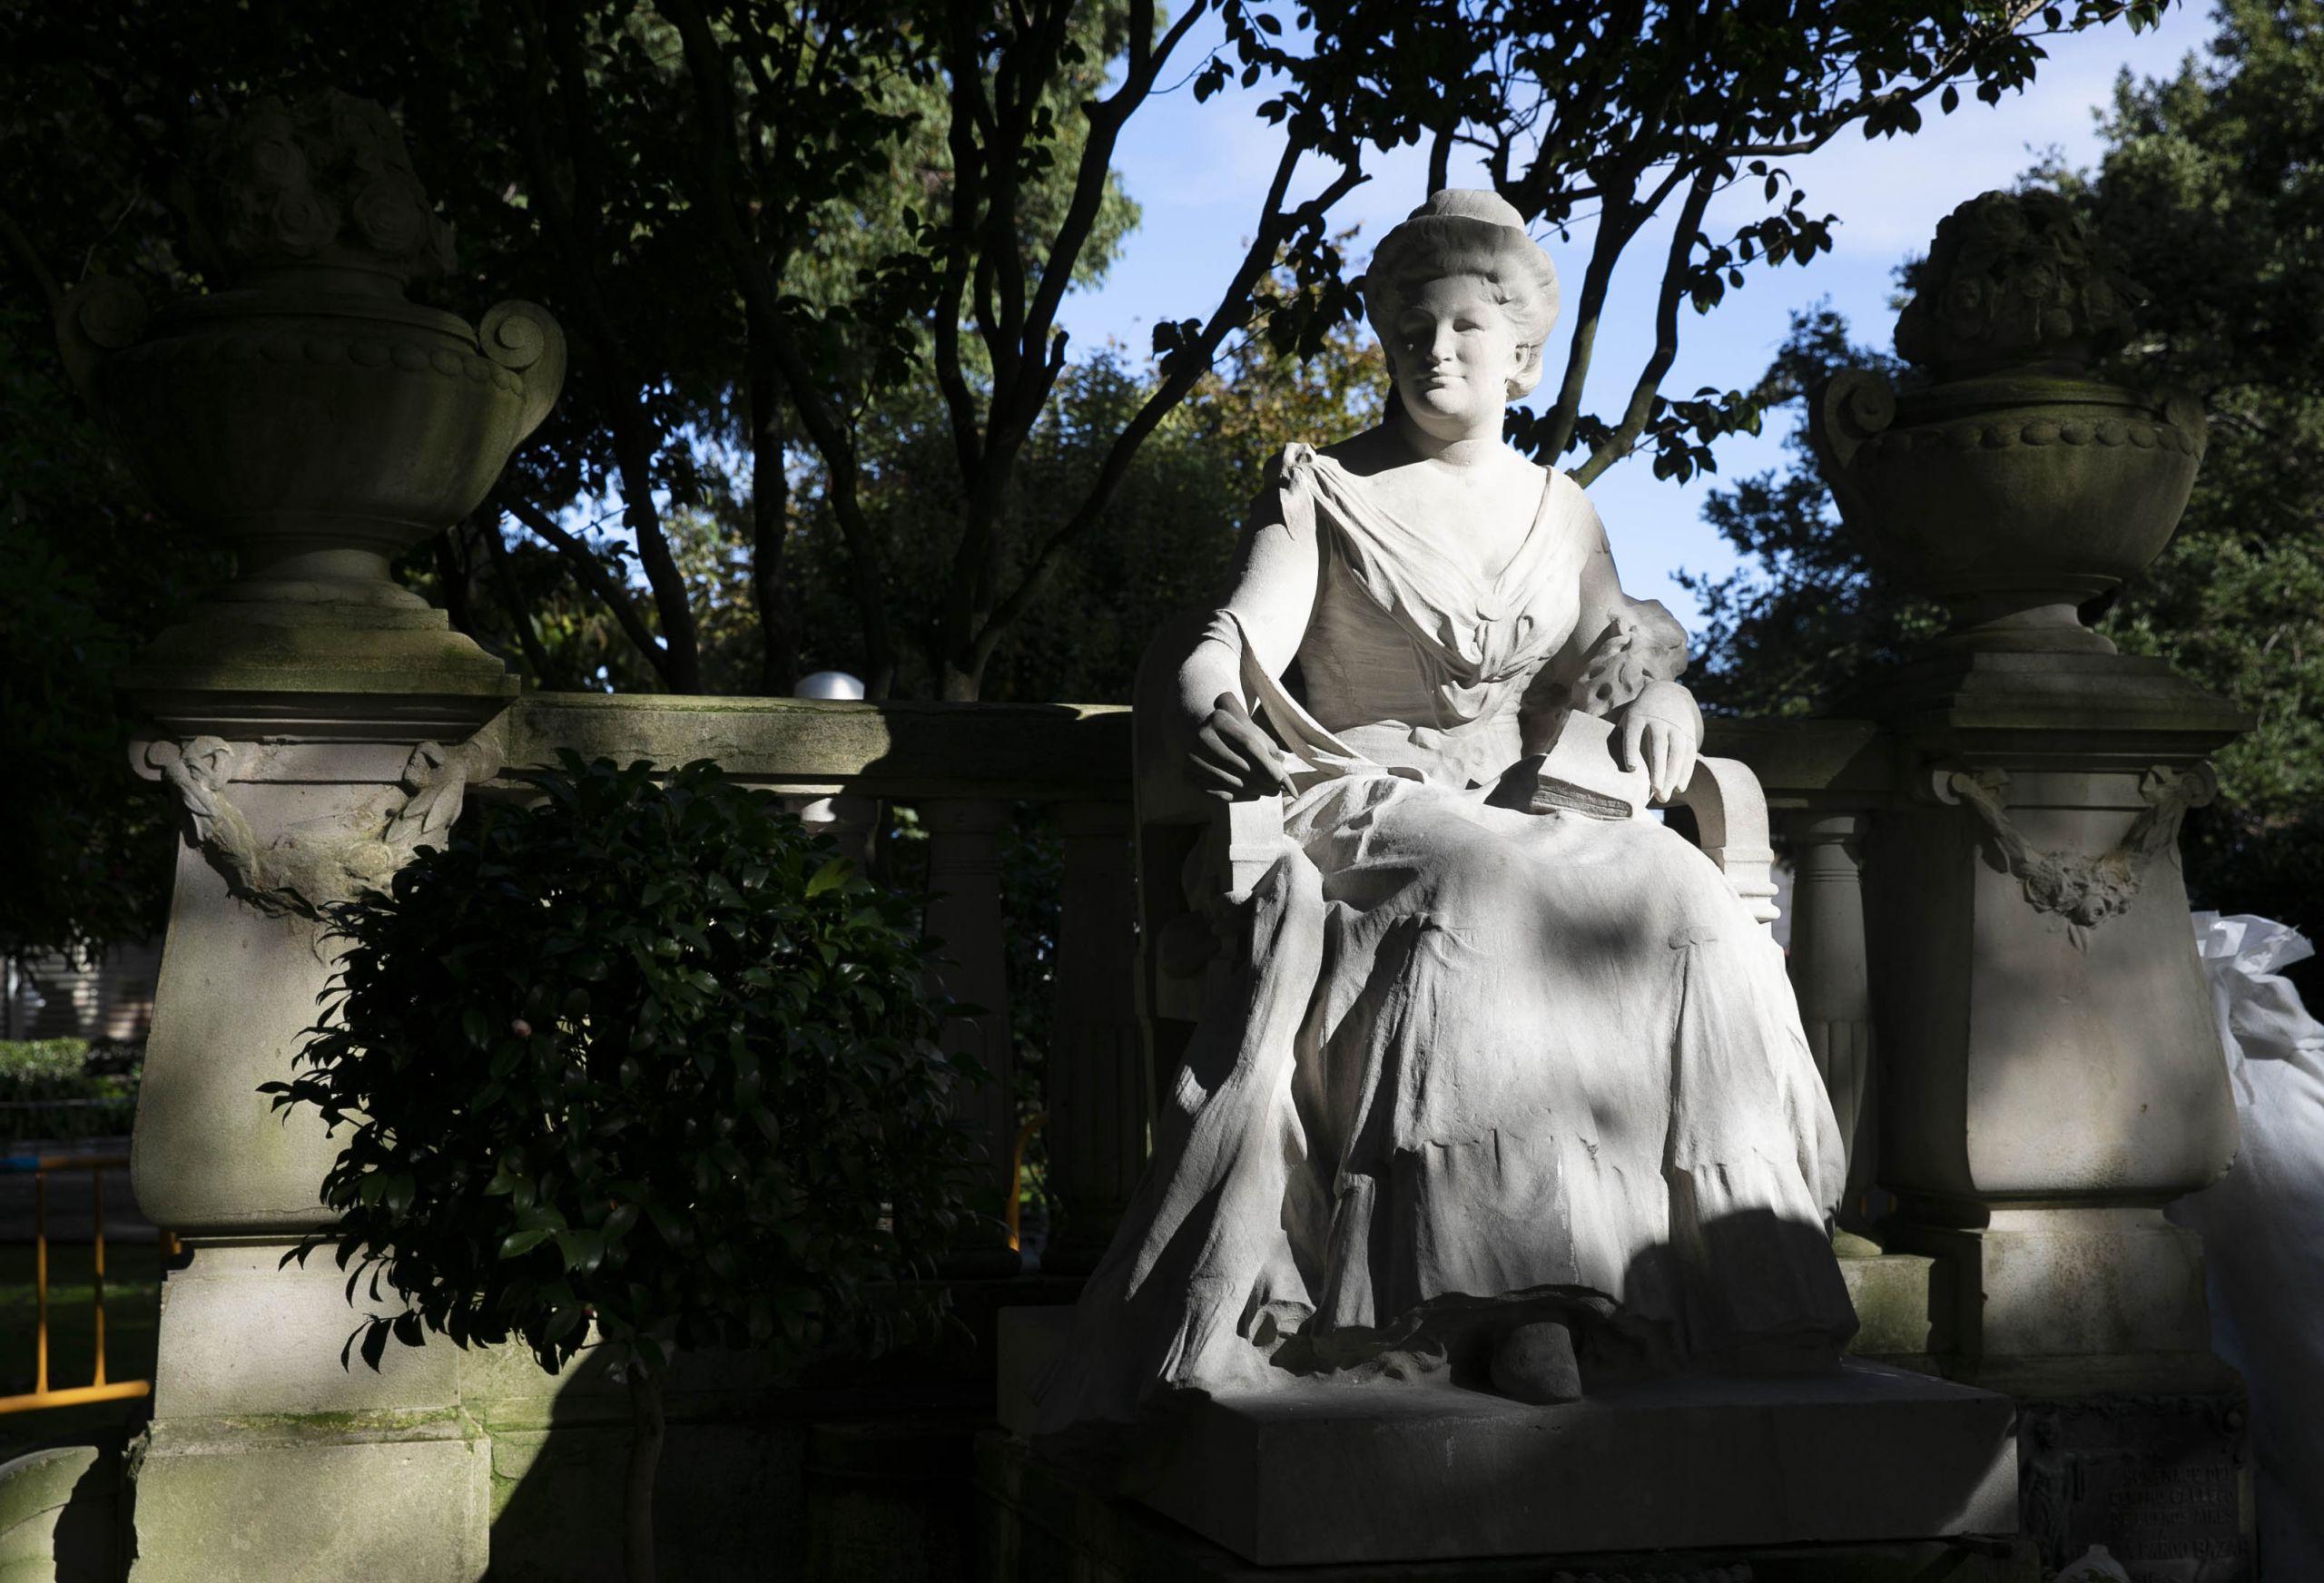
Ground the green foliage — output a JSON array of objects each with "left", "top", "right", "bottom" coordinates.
[
  {"left": 2061, "top": 0, "right": 2324, "bottom": 943},
  {"left": 804, "top": 318, "right": 1385, "bottom": 703},
  {"left": 263, "top": 755, "right": 979, "bottom": 1379},
  {"left": 0, "top": 303, "right": 221, "bottom": 957},
  {"left": 0, "top": 1040, "right": 138, "bottom": 1145},
  {"left": 0, "top": 1040, "right": 122, "bottom": 1101},
  {"left": 1679, "top": 306, "right": 1944, "bottom": 719},
  {"left": 1689, "top": 2, "right": 2324, "bottom": 950},
  {"left": 3, "top": 0, "right": 2169, "bottom": 713}
]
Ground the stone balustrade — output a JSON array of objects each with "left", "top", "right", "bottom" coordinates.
[{"left": 478, "top": 694, "right": 1898, "bottom": 1283}]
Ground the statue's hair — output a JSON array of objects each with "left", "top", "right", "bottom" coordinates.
[{"left": 1363, "top": 192, "right": 1561, "bottom": 400}]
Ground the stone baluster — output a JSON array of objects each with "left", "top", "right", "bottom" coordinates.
[
  {"left": 790, "top": 791, "right": 879, "bottom": 869},
  {"left": 1781, "top": 810, "right": 1877, "bottom": 1229},
  {"left": 920, "top": 798, "right": 1020, "bottom": 1273},
  {"left": 1041, "top": 801, "right": 1144, "bottom": 1275}
]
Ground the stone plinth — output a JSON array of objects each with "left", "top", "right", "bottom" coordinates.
[
  {"left": 975, "top": 1431, "right": 2044, "bottom": 1582},
  {"left": 998, "top": 1309, "right": 2015, "bottom": 1568}
]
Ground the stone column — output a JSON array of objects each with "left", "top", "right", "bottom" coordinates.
[
  {"left": 1781, "top": 810, "right": 1877, "bottom": 1228},
  {"left": 44, "top": 91, "right": 563, "bottom": 1580},
  {"left": 920, "top": 798, "right": 1020, "bottom": 1273},
  {"left": 1041, "top": 801, "right": 1144, "bottom": 1274},
  {"left": 1811, "top": 189, "right": 2254, "bottom": 1570}
]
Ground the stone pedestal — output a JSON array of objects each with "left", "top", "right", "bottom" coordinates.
[
  {"left": 1804, "top": 190, "right": 2262, "bottom": 1579},
  {"left": 1859, "top": 644, "right": 2253, "bottom": 1582},
  {"left": 1128, "top": 1368, "right": 2015, "bottom": 1566},
  {"left": 977, "top": 1430, "right": 2044, "bottom": 1582},
  {"left": 121, "top": 695, "right": 511, "bottom": 1581},
  {"left": 30, "top": 90, "right": 565, "bottom": 1580},
  {"left": 995, "top": 1308, "right": 2017, "bottom": 1568}
]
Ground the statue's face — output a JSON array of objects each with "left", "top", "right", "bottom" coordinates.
[{"left": 1384, "top": 274, "right": 1521, "bottom": 435}]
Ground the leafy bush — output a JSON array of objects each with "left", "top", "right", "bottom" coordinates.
[
  {"left": 0, "top": 1040, "right": 103, "bottom": 1100},
  {"left": 265, "top": 755, "right": 979, "bottom": 1578},
  {"left": 0, "top": 1039, "right": 137, "bottom": 1145}
]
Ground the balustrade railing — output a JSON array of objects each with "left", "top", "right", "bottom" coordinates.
[{"left": 487, "top": 694, "right": 1897, "bottom": 1272}]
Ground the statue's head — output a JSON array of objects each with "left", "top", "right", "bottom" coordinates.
[{"left": 1364, "top": 190, "right": 1560, "bottom": 425}]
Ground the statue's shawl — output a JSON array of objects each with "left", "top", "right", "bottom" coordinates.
[{"left": 1279, "top": 441, "right": 1575, "bottom": 728}]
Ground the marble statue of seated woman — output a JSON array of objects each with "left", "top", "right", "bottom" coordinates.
[{"left": 1033, "top": 190, "right": 1856, "bottom": 1435}]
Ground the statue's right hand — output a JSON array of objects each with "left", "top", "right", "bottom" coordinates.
[{"left": 1187, "top": 693, "right": 1292, "bottom": 801}]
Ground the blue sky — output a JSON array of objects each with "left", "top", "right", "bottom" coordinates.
[{"left": 1053, "top": 3, "right": 2219, "bottom": 632}]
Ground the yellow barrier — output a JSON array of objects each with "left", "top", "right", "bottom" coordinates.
[
  {"left": 0, "top": 1155, "right": 155, "bottom": 1415},
  {"left": 1004, "top": 1113, "right": 1046, "bottom": 1254}
]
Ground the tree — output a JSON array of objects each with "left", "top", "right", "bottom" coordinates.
[
  {"left": 2063, "top": 0, "right": 2324, "bottom": 948},
  {"left": 266, "top": 756, "right": 975, "bottom": 1582},
  {"left": 5, "top": 0, "right": 2174, "bottom": 702},
  {"left": 0, "top": 0, "right": 2187, "bottom": 958},
  {"left": 1685, "top": 0, "right": 2324, "bottom": 959},
  {"left": 1677, "top": 306, "right": 1939, "bottom": 719}
]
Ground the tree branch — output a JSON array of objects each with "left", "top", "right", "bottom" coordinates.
[
  {"left": 663, "top": 0, "right": 897, "bottom": 692},
  {"left": 1576, "top": 167, "right": 1719, "bottom": 486},
  {"left": 969, "top": 148, "right": 1366, "bottom": 670},
  {"left": 480, "top": 514, "right": 574, "bottom": 691},
  {"left": 496, "top": 492, "right": 675, "bottom": 690}
]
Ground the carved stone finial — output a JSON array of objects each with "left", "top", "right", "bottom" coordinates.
[
  {"left": 182, "top": 89, "right": 457, "bottom": 289},
  {"left": 1894, "top": 190, "right": 2143, "bottom": 378}
]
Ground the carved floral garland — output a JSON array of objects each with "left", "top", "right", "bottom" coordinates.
[
  {"left": 147, "top": 731, "right": 500, "bottom": 919},
  {"left": 1937, "top": 764, "right": 2216, "bottom": 948}
]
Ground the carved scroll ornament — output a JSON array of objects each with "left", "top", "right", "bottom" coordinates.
[
  {"left": 147, "top": 731, "right": 500, "bottom": 919},
  {"left": 1936, "top": 763, "right": 2216, "bottom": 947}
]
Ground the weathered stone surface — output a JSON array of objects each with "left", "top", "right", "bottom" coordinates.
[
  {"left": 976, "top": 1428, "right": 2040, "bottom": 1581},
  {"left": 1811, "top": 191, "right": 2202, "bottom": 655},
  {"left": 0, "top": 1442, "right": 119, "bottom": 1583},
  {"left": 497, "top": 692, "right": 1132, "bottom": 801},
  {"left": 1002, "top": 1308, "right": 2014, "bottom": 1566},
  {"left": 1868, "top": 763, "right": 2236, "bottom": 1212},
  {"left": 127, "top": 1413, "right": 489, "bottom": 1583},
  {"left": 129, "top": 734, "right": 501, "bottom": 1233},
  {"left": 150, "top": 1240, "right": 459, "bottom": 1419},
  {"left": 1142, "top": 1367, "right": 2013, "bottom": 1564},
  {"left": 2016, "top": 1389, "right": 2252, "bottom": 1580},
  {"left": 1838, "top": 1246, "right": 1943, "bottom": 1360},
  {"left": 1888, "top": 1210, "right": 2210, "bottom": 1363},
  {"left": 57, "top": 91, "right": 559, "bottom": 700}
]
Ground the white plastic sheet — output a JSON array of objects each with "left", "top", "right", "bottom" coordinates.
[{"left": 2168, "top": 913, "right": 2324, "bottom": 1580}]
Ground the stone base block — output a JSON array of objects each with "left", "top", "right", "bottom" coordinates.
[
  {"left": 0, "top": 1441, "right": 121, "bottom": 1583},
  {"left": 976, "top": 1430, "right": 2041, "bottom": 1582},
  {"left": 998, "top": 1312, "right": 2016, "bottom": 1566},
  {"left": 1837, "top": 1246, "right": 1945, "bottom": 1362},
  {"left": 127, "top": 1412, "right": 488, "bottom": 1582},
  {"left": 152, "top": 1239, "right": 459, "bottom": 1419},
  {"left": 1137, "top": 1366, "right": 2014, "bottom": 1564},
  {"left": 1886, "top": 1208, "right": 2210, "bottom": 1360}
]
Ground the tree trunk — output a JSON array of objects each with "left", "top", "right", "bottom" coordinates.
[
  {"left": 625, "top": 1364, "right": 665, "bottom": 1583},
  {"left": 749, "top": 362, "right": 801, "bottom": 696},
  {"left": 939, "top": 659, "right": 982, "bottom": 702}
]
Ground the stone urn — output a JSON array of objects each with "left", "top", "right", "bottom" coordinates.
[
  {"left": 54, "top": 90, "right": 562, "bottom": 713},
  {"left": 1808, "top": 190, "right": 2203, "bottom": 654}
]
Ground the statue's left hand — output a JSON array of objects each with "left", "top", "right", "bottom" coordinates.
[{"left": 1618, "top": 680, "right": 1702, "bottom": 805}]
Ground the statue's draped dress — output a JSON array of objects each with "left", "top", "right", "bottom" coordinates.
[{"left": 1033, "top": 445, "right": 1855, "bottom": 1434}]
